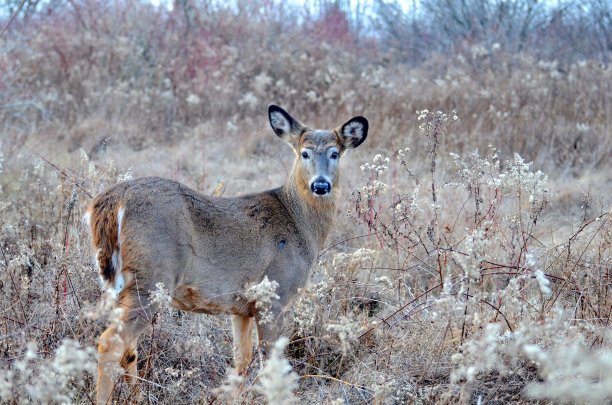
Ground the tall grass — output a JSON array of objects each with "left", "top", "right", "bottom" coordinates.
[{"left": 1, "top": 0, "right": 611, "bottom": 403}]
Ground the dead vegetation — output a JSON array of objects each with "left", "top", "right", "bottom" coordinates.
[{"left": 1, "top": 0, "right": 611, "bottom": 404}]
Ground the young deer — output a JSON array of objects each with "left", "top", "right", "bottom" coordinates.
[{"left": 86, "top": 105, "right": 368, "bottom": 403}]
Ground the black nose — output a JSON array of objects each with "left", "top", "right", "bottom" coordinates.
[{"left": 311, "top": 181, "right": 331, "bottom": 195}]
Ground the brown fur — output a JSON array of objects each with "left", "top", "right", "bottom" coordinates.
[
  {"left": 87, "top": 195, "right": 123, "bottom": 285},
  {"left": 171, "top": 285, "right": 247, "bottom": 315},
  {"left": 88, "top": 106, "right": 368, "bottom": 403}
]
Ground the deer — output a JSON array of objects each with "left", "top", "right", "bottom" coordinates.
[{"left": 85, "top": 105, "right": 368, "bottom": 403}]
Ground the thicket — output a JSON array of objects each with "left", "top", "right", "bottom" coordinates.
[{"left": 1, "top": 0, "right": 611, "bottom": 403}]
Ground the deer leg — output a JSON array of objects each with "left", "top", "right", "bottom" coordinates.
[
  {"left": 120, "top": 341, "right": 140, "bottom": 397},
  {"left": 254, "top": 308, "right": 284, "bottom": 359},
  {"left": 97, "top": 294, "right": 148, "bottom": 404},
  {"left": 230, "top": 314, "right": 254, "bottom": 375}
]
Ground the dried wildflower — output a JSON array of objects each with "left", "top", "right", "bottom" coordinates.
[
  {"left": 150, "top": 282, "right": 173, "bottom": 311},
  {"left": 416, "top": 109, "right": 429, "bottom": 121},
  {"left": 252, "top": 72, "right": 272, "bottom": 95},
  {"left": 576, "top": 122, "right": 590, "bottom": 132},
  {"left": 326, "top": 316, "right": 362, "bottom": 355},
  {"left": 0, "top": 339, "right": 96, "bottom": 404},
  {"left": 451, "top": 323, "right": 502, "bottom": 383},
  {"left": 257, "top": 337, "right": 297, "bottom": 405},
  {"left": 290, "top": 268, "right": 334, "bottom": 335},
  {"left": 489, "top": 153, "right": 549, "bottom": 213},
  {"left": 292, "top": 293, "right": 319, "bottom": 334},
  {"left": 332, "top": 248, "right": 377, "bottom": 276},
  {"left": 185, "top": 94, "right": 201, "bottom": 105},
  {"left": 226, "top": 120, "right": 238, "bottom": 133},
  {"left": 533, "top": 269, "right": 551, "bottom": 297},
  {"left": 212, "top": 368, "right": 244, "bottom": 403},
  {"left": 108, "top": 306, "right": 125, "bottom": 332},
  {"left": 33, "top": 162, "right": 45, "bottom": 177},
  {"left": 245, "top": 276, "right": 280, "bottom": 325},
  {"left": 238, "top": 92, "right": 258, "bottom": 109},
  {"left": 360, "top": 154, "right": 390, "bottom": 196},
  {"left": 88, "top": 161, "right": 99, "bottom": 177},
  {"left": 117, "top": 166, "right": 133, "bottom": 182},
  {"left": 65, "top": 190, "right": 78, "bottom": 214},
  {"left": 374, "top": 275, "right": 394, "bottom": 289},
  {"left": 525, "top": 342, "right": 612, "bottom": 403}
]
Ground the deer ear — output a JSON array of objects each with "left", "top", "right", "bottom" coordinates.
[
  {"left": 339, "top": 116, "right": 368, "bottom": 149},
  {"left": 268, "top": 105, "right": 305, "bottom": 146}
]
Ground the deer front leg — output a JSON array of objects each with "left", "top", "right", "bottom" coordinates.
[{"left": 231, "top": 314, "right": 254, "bottom": 375}]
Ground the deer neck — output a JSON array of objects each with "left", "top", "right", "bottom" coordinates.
[{"left": 280, "top": 161, "right": 339, "bottom": 249}]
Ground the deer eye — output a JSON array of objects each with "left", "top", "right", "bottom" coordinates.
[
  {"left": 330, "top": 152, "right": 339, "bottom": 159},
  {"left": 301, "top": 151, "right": 310, "bottom": 159}
]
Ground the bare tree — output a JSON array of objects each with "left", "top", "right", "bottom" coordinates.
[{"left": 373, "top": 0, "right": 611, "bottom": 64}]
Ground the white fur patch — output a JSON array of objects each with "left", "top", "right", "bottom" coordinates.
[
  {"left": 343, "top": 120, "right": 364, "bottom": 139},
  {"left": 270, "top": 111, "right": 290, "bottom": 135},
  {"left": 111, "top": 206, "right": 126, "bottom": 294},
  {"left": 109, "top": 271, "right": 125, "bottom": 295},
  {"left": 94, "top": 248, "right": 102, "bottom": 271},
  {"left": 117, "top": 206, "right": 125, "bottom": 245},
  {"left": 111, "top": 250, "right": 122, "bottom": 274},
  {"left": 96, "top": 248, "right": 122, "bottom": 293}
]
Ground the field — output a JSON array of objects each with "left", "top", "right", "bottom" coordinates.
[{"left": 1, "top": 0, "right": 611, "bottom": 403}]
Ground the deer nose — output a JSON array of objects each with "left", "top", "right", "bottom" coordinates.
[{"left": 311, "top": 179, "right": 331, "bottom": 195}]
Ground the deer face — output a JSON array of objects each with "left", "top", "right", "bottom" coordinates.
[
  {"left": 268, "top": 105, "right": 368, "bottom": 198},
  {"left": 298, "top": 130, "right": 340, "bottom": 196}
]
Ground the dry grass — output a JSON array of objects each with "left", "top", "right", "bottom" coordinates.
[{"left": 1, "top": 1, "right": 611, "bottom": 404}]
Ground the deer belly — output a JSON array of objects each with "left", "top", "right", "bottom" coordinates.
[{"left": 170, "top": 285, "right": 238, "bottom": 315}]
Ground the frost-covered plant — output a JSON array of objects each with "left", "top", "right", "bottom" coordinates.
[
  {"left": 360, "top": 154, "right": 390, "bottom": 196},
  {"left": 292, "top": 275, "right": 330, "bottom": 335},
  {"left": 525, "top": 342, "right": 612, "bottom": 403},
  {"left": 332, "top": 247, "right": 377, "bottom": 277},
  {"left": 326, "top": 315, "right": 364, "bottom": 355},
  {"left": 417, "top": 109, "right": 459, "bottom": 222},
  {"left": 489, "top": 153, "right": 550, "bottom": 217},
  {"left": 245, "top": 276, "right": 280, "bottom": 325},
  {"left": 451, "top": 323, "right": 503, "bottom": 383},
  {"left": 256, "top": 337, "right": 297, "bottom": 405},
  {"left": 353, "top": 154, "right": 391, "bottom": 232},
  {"left": 212, "top": 368, "right": 245, "bottom": 403},
  {"left": 0, "top": 339, "right": 96, "bottom": 404},
  {"left": 150, "top": 281, "right": 173, "bottom": 312},
  {"left": 449, "top": 147, "right": 501, "bottom": 222}
]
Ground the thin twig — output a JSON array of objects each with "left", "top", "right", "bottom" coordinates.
[
  {"left": 27, "top": 145, "right": 93, "bottom": 198},
  {"left": 0, "top": 0, "right": 27, "bottom": 37},
  {"left": 300, "top": 374, "right": 371, "bottom": 391}
]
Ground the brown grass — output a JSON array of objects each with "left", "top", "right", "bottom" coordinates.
[{"left": 1, "top": 1, "right": 611, "bottom": 404}]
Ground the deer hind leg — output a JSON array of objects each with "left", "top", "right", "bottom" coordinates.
[
  {"left": 120, "top": 342, "right": 139, "bottom": 394},
  {"left": 97, "top": 294, "right": 148, "bottom": 404},
  {"left": 255, "top": 305, "right": 285, "bottom": 359},
  {"left": 230, "top": 314, "right": 254, "bottom": 374}
]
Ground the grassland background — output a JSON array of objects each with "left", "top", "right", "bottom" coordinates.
[{"left": 1, "top": 0, "right": 611, "bottom": 403}]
